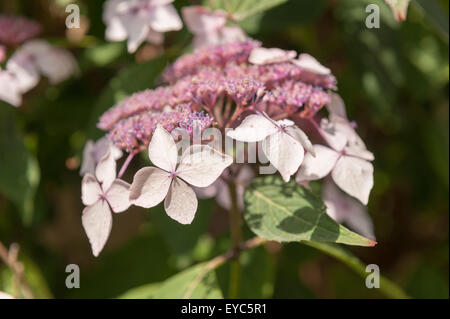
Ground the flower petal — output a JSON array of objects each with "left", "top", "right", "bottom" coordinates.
[
  {"left": 80, "top": 140, "right": 95, "bottom": 176},
  {"left": 148, "top": 125, "right": 178, "bottom": 173},
  {"left": 164, "top": 177, "right": 198, "bottom": 224},
  {"left": 106, "top": 179, "right": 131, "bottom": 213},
  {"left": 262, "top": 131, "right": 304, "bottom": 182},
  {"left": 105, "top": 17, "right": 128, "bottom": 41},
  {"left": 332, "top": 156, "right": 374, "bottom": 205},
  {"left": 249, "top": 47, "right": 297, "bottom": 65},
  {"left": 34, "top": 46, "right": 78, "bottom": 84},
  {"left": 81, "top": 173, "right": 103, "bottom": 206},
  {"left": 182, "top": 6, "right": 226, "bottom": 35},
  {"left": 193, "top": 32, "right": 221, "bottom": 48},
  {"left": 345, "top": 145, "right": 375, "bottom": 161},
  {"left": 323, "top": 180, "right": 375, "bottom": 240},
  {"left": 149, "top": 4, "right": 183, "bottom": 32},
  {"left": 119, "top": 12, "right": 149, "bottom": 53},
  {"left": 294, "top": 53, "right": 331, "bottom": 75},
  {"left": 177, "top": 145, "right": 233, "bottom": 187},
  {"left": 82, "top": 200, "right": 112, "bottom": 257},
  {"left": 95, "top": 151, "right": 117, "bottom": 191},
  {"left": 326, "top": 92, "right": 348, "bottom": 121},
  {"left": 129, "top": 167, "right": 171, "bottom": 208},
  {"left": 285, "top": 125, "right": 315, "bottom": 156},
  {"left": 214, "top": 179, "right": 233, "bottom": 210},
  {"left": 220, "top": 26, "right": 247, "bottom": 43},
  {"left": 296, "top": 145, "right": 340, "bottom": 183},
  {"left": 226, "top": 114, "right": 278, "bottom": 143},
  {"left": 0, "top": 70, "right": 22, "bottom": 107},
  {"left": 94, "top": 136, "right": 122, "bottom": 162},
  {"left": 6, "top": 51, "right": 40, "bottom": 92},
  {"left": 320, "top": 118, "right": 348, "bottom": 151}
]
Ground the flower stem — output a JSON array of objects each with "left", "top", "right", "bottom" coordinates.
[
  {"left": 117, "top": 153, "right": 134, "bottom": 179},
  {"left": 228, "top": 180, "right": 243, "bottom": 298},
  {"left": 225, "top": 106, "right": 245, "bottom": 128}
]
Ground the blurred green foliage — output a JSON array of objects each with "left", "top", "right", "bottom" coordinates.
[{"left": 0, "top": 0, "right": 448, "bottom": 299}]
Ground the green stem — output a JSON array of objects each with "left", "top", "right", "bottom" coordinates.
[
  {"left": 228, "top": 181, "right": 242, "bottom": 298},
  {"left": 303, "top": 241, "right": 410, "bottom": 299}
]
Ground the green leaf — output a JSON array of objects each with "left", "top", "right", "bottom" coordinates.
[
  {"left": 217, "top": 245, "right": 276, "bottom": 298},
  {"left": 87, "top": 55, "right": 168, "bottom": 138},
  {"left": 303, "top": 241, "right": 410, "bottom": 299},
  {"left": 153, "top": 262, "right": 223, "bottom": 299},
  {"left": 243, "top": 176, "right": 376, "bottom": 247},
  {"left": 0, "top": 107, "right": 40, "bottom": 225},
  {"left": 413, "top": 0, "right": 449, "bottom": 42},
  {"left": 117, "top": 282, "right": 161, "bottom": 299},
  {"left": 206, "top": 0, "right": 288, "bottom": 21},
  {"left": 70, "top": 230, "right": 175, "bottom": 298},
  {"left": 150, "top": 199, "right": 213, "bottom": 258}
]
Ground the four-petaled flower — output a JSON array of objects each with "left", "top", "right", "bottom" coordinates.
[
  {"left": 0, "top": 40, "right": 77, "bottom": 107},
  {"left": 227, "top": 113, "right": 315, "bottom": 182},
  {"left": 81, "top": 151, "right": 131, "bottom": 257},
  {"left": 103, "top": 0, "right": 183, "bottom": 53},
  {"left": 129, "top": 125, "right": 233, "bottom": 224},
  {"left": 296, "top": 115, "right": 374, "bottom": 205},
  {"left": 182, "top": 6, "right": 247, "bottom": 48}
]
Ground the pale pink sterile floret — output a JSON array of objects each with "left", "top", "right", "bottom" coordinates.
[
  {"left": 103, "top": 0, "right": 182, "bottom": 53},
  {"left": 129, "top": 125, "right": 233, "bottom": 224},
  {"left": 182, "top": 6, "right": 247, "bottom": 49},
  {"left": 296, "top": 113, "right": 374, "bottom": 205},
  {"left": 293, "top": 53, "right": 331, "bottom": 76},
  {"left": 0, "top": 68, "right": 22, "bottom": 107},
  {"left": 248, "top": 47, "right": 297, "bottom": 65},
  {"left": 80, "top": 136, "right": 123, "bottom": 177},
  {"left": 227, "top": 113, "right": 315, "bottom": 182},
  {"left": 322, "top": 179, "right": 375, "bottom": 240},
  {"left": 81, "top": 151, "right": 131, "bottom": 257},
  {"left": 6, "top": 39, "right": 78, "bottom": 94}
]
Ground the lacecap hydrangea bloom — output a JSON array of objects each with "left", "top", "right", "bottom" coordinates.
[{"left": 81, "top": 36, "right": 375, "bottom": 255}]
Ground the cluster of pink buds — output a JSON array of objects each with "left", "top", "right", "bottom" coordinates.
[{"left": 81, "top": 37, "right": 375, "bottom": 256}]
